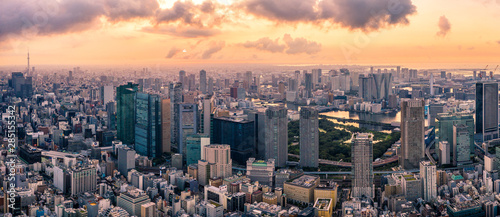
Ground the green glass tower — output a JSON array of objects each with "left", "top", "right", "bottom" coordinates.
[{"left": 117, "top": 82, "right": 139, "bottom": 145}]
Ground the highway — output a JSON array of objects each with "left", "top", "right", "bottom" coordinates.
[{"left": 288, "top": 154, "right": 398, "bottom": 168}]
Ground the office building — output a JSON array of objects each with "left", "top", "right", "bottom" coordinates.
[
  {"left": 453, "top": 124, "right": 471, "bottom": 165},
  {"left": 179, "top": 70, "right": 186, "bottom": 84},
  {"left": 475, "top": 82, "right": 499, "bottom": 142},
  {"left": 305, "top": 72, "right": 313, "bottom": 98},
  {"left": 436, "top": 112, "right": 474, "bottom": 155},
  {"left": 372, "top": 73, "right": 392, "bottom": 100},
  {"left": 283, "top": 175, "right": 320, "bottom": 204},
  {"left": 201, "top": 98, "right": 212, "bottom": 135},
  {"left": 56, "top": 164, "right": 97, "bottom": 196},
  {"left": 118, "top": 147, "right": 136, "bottom": 177},
  {"left": 141, "top": 202, "right": 156, "bottom": 217},
  {"left": 401, "top": 173, "right": 421, "bottom": 201},
  {"left": 246, "top": 158, "right": 275, "bottom": 187},
  {"left": 161, "top": 99, "right": 171, "bottom": 153},
  {"left": 135, "top": 93, "right": 162, "bottom": 158},
  {"left": 201, "top": 144, "right": 232, "bottom": 180},
  {"left": 186, "top": 134, "right": 210, "bottom": 166},
  {"left": 174, "top": 103, "right": 199, "bottom": 156},
  {"left": 170, "top": 82, "right": 183, "bottom": 146},
  {"left": 359, "top": 74, "right": 374, "bottom": 101},
  {"left": 351, "top": 133, "right": 374, "bottom": 198},
  {"left": 299, "top": 106, "right": 319, "bottom": 168},
  {"left": 211, "top": 116, "right": 255, "bottom": 165},
  {"left": 101, "top": 85, "right": 114, "bottom": 105},
  {"left": 117, "top": 83, "right": 139, "bottom": 145},
  {"left": 10, "top": 72, "right": 33, "bottom": 98},
  {"left": 265, "top": 105, "right": 288, "bottom": 167},
  {"left": 200, "top": 70, "right": 207, "bottom": 94},
  {"left": 420, "top": 161, "right": 437, "bottom": 201},
  {"left": 117, "top": 188, "right": 151, "bottom": 217},
  {"left": 428, "top": 103, "right": 443, "bottom": 127},
  {"left": 400, "top": 99, "right": 425, "bottom": 169},
  {"left": 439, "top": 141, "right": 451, "bottom": 165}
]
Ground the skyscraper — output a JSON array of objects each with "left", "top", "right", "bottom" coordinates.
[
  {"left": 428, "top": 103, "right": 444, "bottom": 127},
  {"left": 161, "top": 99, "right": 171, "bottom": 153},
  {"left": 436, "top": 112, "right": 474, "bottom": 155},
  {"left": 420, "top": 161, "right": 437, "bottom": 201},
  {"left": 169, "top": 82, "right": 183, "bottom": 145},
  {"left": 200, "top": 70, "right": 207, "bottom": 94},
  {"left": 211, "top": 116, "right": 255, "bottom": 165},
  {"left": 400, "top": 99, "right": 425, "bottom": 169},
  {"left": 359, "top": 74, "right": 374, "bottom": 101},
  {"left": 174, "top": 103, "right": 199, "bottom": 157},
  {"left": 201, "top": 98, "right": 212, "bottom": 135},
  {"left": 101, "top": 85, "right": 114, "bottom": 105},
  {"left": 351, "top": 133, "right": 374, "bottom": 198},
  {"left": 265, "top": 105, "right": 288, "bottom": 167},
  {"left": 305, "top": 73, "right": 313, "bottom": 98},
  {"left": 299, "top": 107, "right": 319, "bottom": 168},
  {"left": 118, "top": 146, "right": 136, "bottom": 177},
  {"left": 135, "top": 93, "right": 162, "bottom": 158},
  {"left": 453, "top": 124, "right": 471, "bottom": 165},
  {"left": 117, "top": 82, "right": 139, "bottom": 145},
  {"left": 475, "top": 82, "right": 499, "bottom": 142},
  {"left": 244, "top": 71, "right": 252, "bottom": 90},
  {"left": 10, "top": 72, "right": 33, "bottom": 98},
  {"left": 372, "top": 73, "right": 392, "bottom": 100},
  {"left": 186, "top": 134, "right": 210, "bottom": 166},
  {"left": 179, "top": 70, "right": 186, "bottom": 83},
  {"left": 203, "top": 144, "right": 232, "bottom": 179}
]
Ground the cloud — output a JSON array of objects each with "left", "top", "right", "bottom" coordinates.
[
  {"left": 237, "top": 0, "right": 417, "bottom": 31},
  {"left": 242, "top": 34, "right": 322, "bottom": 54},
  {"left": 242, "top": 37, "right": 286, "bottom": 53},
  {"left": 166, "top": 47, "right": 181, "bottom": 58},
  {"left": 202, "top": 41, "right": 225, "bottom": 59},
  {"left": 154, "top": 0, "right": 225, "bottom": 28},
  {"left": 283, "top": 34, "right": 321, "bottom": 54},
  {"left": 142, "top": 25, "right": 220, "bottom": 38},
  {"left": 0, "top": 0, "right": 163, "bottom": 42},
  {"left": 436, "top": 16, "right": 451, "bottom": 37}
]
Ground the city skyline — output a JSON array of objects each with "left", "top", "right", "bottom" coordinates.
[{"left": 1, "top": 0, "right": 500, "bottom": 68}]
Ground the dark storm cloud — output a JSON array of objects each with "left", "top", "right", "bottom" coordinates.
[
  {"left": 142, "top": 25, "right": 221, "bottom": 38},
  {"left": 0, "top": 0, "right": 160, "bottom": 41},
  {"left": 242, "top": 37, "right": 286, "bottom": 53},
  {"left": 282, "top": 34, "right": 321, "bottom": 54},
  {"left": 242, "top": 34, "right": 321, "bottom": 55},
  {"left": 202, "top": 41, "right": 225, "bottom": 59},
  {"left": 436, "top": 16, "right": 451, "bottom": 37},
  {"left": 238, "top": 0, "right": 417, "bottom": 31}
]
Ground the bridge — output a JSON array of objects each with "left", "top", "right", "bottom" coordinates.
[{"left": 288, "top": 154, "right": 398, "bottom": 168}]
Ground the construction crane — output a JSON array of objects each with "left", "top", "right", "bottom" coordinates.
[{"left": 485, "top": 65, "right": 489, "bottom": 70}]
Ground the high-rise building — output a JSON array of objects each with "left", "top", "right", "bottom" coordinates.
[
  {"left": 161, "top": 99, "right": 171, "bottom": 153},
  {"left": 430, "top": 73, "right": 434, "bottom": 95},
  {"left": 174, "top": 103, "right": 198, "bottom": 157},
  {"left": 211, "top": 116, "right": 255, "bottom": 165},
  {"left": 200, "top": 70, "right": 207, "bottom": 94},
  {"left": 186, "top": 134, "right": 210, "bottom": 166},
  {"left": 475, "top": 82, "right": 499, "bottom": 142},
  {"left": 244, "top": 71, "right": 252, "bottom": 90},
  {"left": 203, "top": 144, "right": 232, "bottom": 179},
  {"left": 305, "top": 73, "right": 313, "bottom": 98},
  {"left": 246, "top": 158, "right": 275, "bottom": 187},
  {"left": 10, "top": 72, "right": 33, "bottom": 98},
  {"left": 135, "top": 93, "right": 162, "bottom": 158},
  {"left": 265, "top": 105, "right": 288, "bottom": 167},
  {"left": 428, "top": 103, "right": 444, "bottom": 127},
  {"left": 453, "top": 124, "right": 471, "bottom": 165},
  {"left": 436, "top": 112, "right": 475, "bottom": 156},
  {"left": 299, "top": 107, "right": 319, "bottom": 168},
  {"left": 351, "top": 133, "right": 374, "bottom": 198},
  {"left": 179, "top": 70, "right": 186, "bottom": 83},
  {"left": 358, "top": 74, "right": 374, "bottom": 101},
  {"left": 118, "top": 146, "right": 136, "bottom": 177},
  {"left": 101, "top": 85, "right": 114, "bottom": 105},
  {"left": 170, "top": 82, "right": 183, "bottom": 146},
  {"left": 312, "top": 69, "right": 321, "bottom": 86},
  {"left": 400, "top": 99, "right": 425, "bottom": 169},
  {"left": 56, "top": 164, "right": 97, "bottom": 196},
  {"left": 208, "top": 77, "right": 214, "bottom": 95},
  {"left": 201, "top": 98, "right": 212, "bottom": 135},
  {"left": 372, "top": 73, "right": 392, "bottom": 100},
  {"left": 439, "top": 141, "right": 450, "bottom": 165},
  {"left": 117, "top": 83, "right": 139, "bottom": 145},
  {"left": 420, "top": 161, "right": 437, "bottom": 201}
]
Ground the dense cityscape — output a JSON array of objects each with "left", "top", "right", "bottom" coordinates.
[{"left": 1, "top": 0, "right": 500, "bottom": 216}]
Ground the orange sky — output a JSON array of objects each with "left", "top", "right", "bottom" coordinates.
[{"left": 1, "top": 0, "right": 499, "bottom": 68}]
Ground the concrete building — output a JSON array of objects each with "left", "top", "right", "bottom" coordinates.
[
  {"left": 140, "top": 202, "right": 156, "bottom": 217},
  {"left": 299, "top": 106, "right": 319, "bottom": 168},
  {"left": 118, "top": 147, "right": 136, "bottom": 178},
  {"left": 283, "top": 175, "right": 320, "bottom": 205},
  {"left": 199, "top": 145, "right": 232, "bottom": 182},
  {"left": 265, "top": 105, "right": 288, "bottom": 167},
  {"left": 453, "top": 124, "right": 472, "bottom": 165},
  {"left": 246, "top": 158, "right": 275, "bottom": 187},
  {"left": 420, "top": 161, "right": 437, "bottom": 201},
  {"left": 200, "top": 70, "right": 207, "bottom": 94},
  {"left": 351, "top": 133, "right": 374, "bottom": 198},
  {"left": 117, "top": 188, "right": 151, "bottom": 217},
  {"left": 161, "top": 99, "right": 171, "bottom": 153},
  {"left": 400, "top": 99, "right": 425, "bottom": 169}
]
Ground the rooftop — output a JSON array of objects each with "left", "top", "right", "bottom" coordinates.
[
  {"left": 314, "top": 198, "right": 332, "bottom": 210},
  {"left": 287, "top": 175, "right": 319, "bottom": 188}
]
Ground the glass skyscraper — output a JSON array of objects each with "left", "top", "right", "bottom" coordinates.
[
  {"left": 117, "top": 82, "right": 139, "bottom": 145},
  {"left": 211, "top": 116, "right": 255, "bottom": 165},
  {"left": 475, "top": 82, "right": 499, "bottom": 142},
  {"left": 135, "top": 92, "right": 162, "bottom": 158}
]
